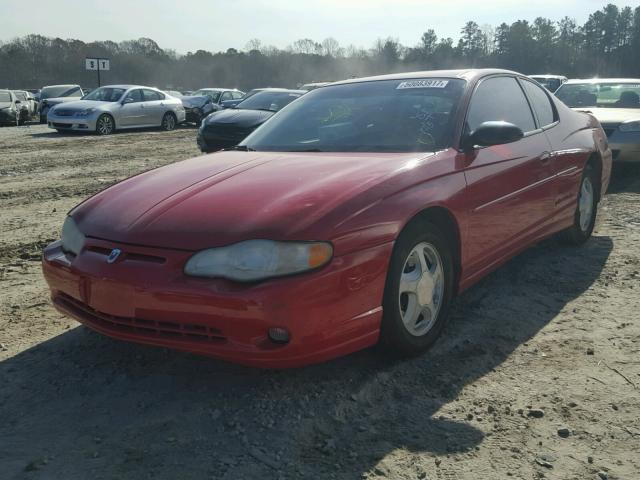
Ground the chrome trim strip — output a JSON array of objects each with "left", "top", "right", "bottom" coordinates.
[{"left": 473, "top": 165, "right": 578, "bottom": 212}]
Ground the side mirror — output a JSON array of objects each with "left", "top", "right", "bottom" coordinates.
[{"left": 462, "top": 121, "right": 524, "bottom": 151}]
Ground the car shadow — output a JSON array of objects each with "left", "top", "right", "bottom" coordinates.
[
  {"left": 607, "top": 162, "right": 640, "bottom": 194},
  {"left": 28, "top": 125, "right": 196, "bottom": 139},
  {"left": 0, "top": 236, "right": 612, "bottom": 479}
]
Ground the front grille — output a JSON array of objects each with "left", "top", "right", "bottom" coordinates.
[
  {"left": 204, "top": 126, "right": 254, "bottom": 144},
  {"left": 52, "top": 122, "right": 72, "bottom": 128},
  {"left": 55, "top": 109, "right": 75, "bottom": 117},
  {"left": 86, "top": 246, "right": 166, "bottom": 264},
  {"left": 55, "top": 293, "right": 226, "bottom": 343}
]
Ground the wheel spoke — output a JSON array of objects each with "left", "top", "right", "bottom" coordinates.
[
  {"left": 401, "top": 293, "right": 421, "bottom": 330},
  {"left": 399, "top": 273, "right": 419, "bottom": 295}
]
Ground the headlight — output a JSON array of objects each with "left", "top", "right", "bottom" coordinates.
[
  {"left": 619, "top": 121, "right": 640, "bottom": 133},
  {"left": 184, "top": 240, "right": 333, "bottom": 281},
  {"left": 61, "top": 216, "right": 85, "bottom": 256},
  {"left": 75, "top": 108, "right": 96, "bottom": 116}
]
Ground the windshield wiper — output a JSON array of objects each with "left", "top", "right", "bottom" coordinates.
[{"left": 226, "top": 145, "right": 256, "bottom": 152}]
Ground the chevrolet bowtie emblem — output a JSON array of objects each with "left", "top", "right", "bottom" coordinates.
[{"left": 107, "top": 248, "right": 122, "bottom": 264}]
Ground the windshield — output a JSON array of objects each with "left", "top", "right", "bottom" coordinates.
[
  {"left": 193, "top": 90, "right": 221, "bottom": 102},
  {"left": 556, "top": 82, "right": 640, "bottom": 109},
  {"left": 41, "top": 86, "right": 79, "bottom": 99},
  {"left": 0, "top": 92, "right": 11, "bottom": 102},
  {"left": 14, "top": 92, "right": 26, "bottom": 101},
  {"left": 82, "top": 87, "right": 126, "bottom": 102},
  {"left": 242, "top": 78, "right": 466, "bottom": 153},
  {"left": 237, "top": 91, "right": 302, "bottom": 112}
]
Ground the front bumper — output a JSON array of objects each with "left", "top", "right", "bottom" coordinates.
[
  {"left": 0, "top": 109, "right": 17, "bottom": 124},
  {"left": 602, "top": 125, "right": 640, "bottom": 162},
  {"left": 185, "top": 107, "right": 203, "bottom": 123},
  {"left": 42, "top": 237, "right": 390, "bottom": 368},
  {"left": 197, "top": 124, "right": 254, "bottom": 152},
  {"left": 47, "top": 112, "right": 97, "bottom": 132}
]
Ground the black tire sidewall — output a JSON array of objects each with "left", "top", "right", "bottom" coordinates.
[{"left": 380, "top": 221, "right": 455, "bottom": 356}]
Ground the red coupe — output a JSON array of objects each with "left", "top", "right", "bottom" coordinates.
[{"left": 43, "top": 69, "right": 612, "bottom": 368}]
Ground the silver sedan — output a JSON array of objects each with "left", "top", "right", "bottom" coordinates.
[{"left": 47, "top": 85, "right": 186, "bottom": 135}]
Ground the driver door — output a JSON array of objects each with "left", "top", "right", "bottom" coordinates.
[
  {"left": 461, "top": 76, "right": 555, "bottom": 281},
  {"left": 119, "top": 89, "right": 144, "bottom": 126}
]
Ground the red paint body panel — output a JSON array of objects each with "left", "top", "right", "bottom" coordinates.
[{"left": 43, "top": 69, "right": 613, "bottom": 367}]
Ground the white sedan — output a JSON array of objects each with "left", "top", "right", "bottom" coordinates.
[{"left": 47, "top": 85, "right": 186, "bottom": 135}]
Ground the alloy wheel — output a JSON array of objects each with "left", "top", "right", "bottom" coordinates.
[
  {"left": 163, "top": 114, "right": 176, "bottom": 130},
  {"left": 97, "top": 115, "right": 113, "bottom": 135},
  {"left": 398, "top": 242, "right": 445, "bottom": 337}
]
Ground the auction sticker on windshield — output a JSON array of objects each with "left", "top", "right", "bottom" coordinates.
[{"left": 397, "top": 79, "right": 449, "bottom": 89}]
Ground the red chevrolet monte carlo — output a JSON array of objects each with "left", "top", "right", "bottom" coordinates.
[{"left": 43, "top": 69, "right": 612, "bottom": 368}]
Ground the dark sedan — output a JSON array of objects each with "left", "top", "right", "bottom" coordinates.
[{"left": 197, "top": 89, "right": 305, "bottom": 152}]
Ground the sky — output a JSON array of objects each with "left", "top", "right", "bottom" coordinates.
[{"left": 1, "top": 0, "right": 636, "bottom": 53}]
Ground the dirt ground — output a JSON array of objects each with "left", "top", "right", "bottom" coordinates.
[{"left": 0, "top": 123, "right": 639, "bottom": 480}]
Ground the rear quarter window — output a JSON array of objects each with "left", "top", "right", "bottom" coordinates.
[{"left": 521, "top": 80, "right": 556, "bottom": 127}]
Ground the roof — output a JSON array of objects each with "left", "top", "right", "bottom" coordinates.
[
  {"left": 565, "top": 78, "right": 640, "bottom": 84},
  {"left": 530, "top": 75, "right": 567, "bottom": 80},
  {"left": 41, "top": 84, "right": 80, "bottom": 89},
  {"left": 195, "top": 87, "right": 242, "bottom": 92},
  {"left": 331, "top": 69, "right": 521, "bottom": 86},
  {"left": 97, "top": 84, "right": 147, "bottom": 89},
  {"left": 254, "top": 88, "right": 306, "bottom": 94}
]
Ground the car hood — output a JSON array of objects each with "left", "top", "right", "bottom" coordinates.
[
  {"left": 204, "top": 109, "right": 274, "bottom": 128},
  {"left": 71, "top": 151, "right": 429, "bottom": 251},
  {"left": 42, "top": 97, "right": 80, "bottom": 106},
  {"left": 181, "top": 95, "right": 209, "bottom": 108},
  {"left": 51, "top": 100, "right": 110, "bottom": 111},
  {"left": 574, "top": 107, "right": 640, "bottom": 124}
]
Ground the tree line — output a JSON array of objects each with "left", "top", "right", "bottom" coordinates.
[{"left": 0, "top": 3, "right": 638, "bottom": 91}]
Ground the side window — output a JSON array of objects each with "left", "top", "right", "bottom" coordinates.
[
  {"left": 232, "top": 91, "right": 244, "bottom": 100},
  {"left": 221, "top": 91, "right": 233, "bottom": 102},
  {"left": 521, "top": 80, "right": 556, "bottom": 127},
  {"left": 142, "top": 89, "right": 161, "bottom": 101},
  {"left": 124, "top": 89, "right": 143, "bottom": 103},
  {"left": 467, "top": 77, "right": 536, "bottom": 134},
  {"left": 70, "top": 87, "right": 82, "bottom": 98}
]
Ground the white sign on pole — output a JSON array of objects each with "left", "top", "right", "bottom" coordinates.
[
  {"left": 85, "top": 58, "right": 98, "bottom": 70},
  {"left": 85, "top": 58, "right": 110, "bottom": 71}
]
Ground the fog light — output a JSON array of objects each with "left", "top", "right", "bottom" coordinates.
[{"left": 268, "top": 327, "right": 290, "bottom": 344}]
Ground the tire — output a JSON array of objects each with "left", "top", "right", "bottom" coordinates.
[
  {"left": 559, "top": 163, "right": 598, "bottom": 245},
  {"left": 161, "top": 112, "right": 177, "bottom": 131},
  {"left": 96, "top": 114, "right": 115, "bottom": 135},
  {"left": 379, "top": 220, "right": 455, "bottom": 357}
]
